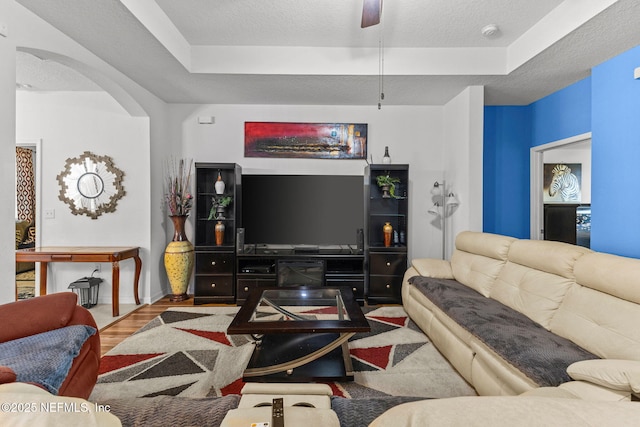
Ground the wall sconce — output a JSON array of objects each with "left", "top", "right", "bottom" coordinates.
[
  {"left": 635, "top": 67, "right": 640, "bottom": 80},
  {"left": 428, "top": 181, "right": 459, "bottom": 259},
  {"left": 446, "top": 192, "right": 459, "bottom": 208}
]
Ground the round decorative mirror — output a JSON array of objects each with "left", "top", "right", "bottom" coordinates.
[
  {"left": 77, "top": 172, "right": 105, "bottom": 199},
  {"left": 56, "top": 151, "right": 125, "bottom": 219}
]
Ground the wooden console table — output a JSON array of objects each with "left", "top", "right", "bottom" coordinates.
[{"left": 15, "top": 246, "right": 142, "bottom": 317}]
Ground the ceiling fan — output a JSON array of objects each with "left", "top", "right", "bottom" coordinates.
[{"left": 361, "top": 0, "right": 382, "bottom": 28}]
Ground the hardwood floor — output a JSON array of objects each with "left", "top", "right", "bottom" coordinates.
[
  {"left": 99, "top": 296, "right": 381, "bottom": 356},
  {"left": 98, "top": 296, "right": 233, "bottom": 356}
]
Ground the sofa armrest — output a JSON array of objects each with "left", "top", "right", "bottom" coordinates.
[
  {"left": 567, "top": 359, "right": 640, "bottom": 394},
  {"left": 411, "top": 258, "right": 454, "bottom": 279},
  {"left": 0, "top": 366, "right": 17, "bottom": 384},
  {"left": 521, "top": 381, "right": 632, "bottom": 401},
  {"left": 0, "top": 293, "right": 82, "bottom": 343}
]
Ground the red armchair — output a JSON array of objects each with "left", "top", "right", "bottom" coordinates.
[{"left": 0, "top": 293, "right": 100, "bottom": 399}]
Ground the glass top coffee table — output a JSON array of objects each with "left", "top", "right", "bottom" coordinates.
[{"left": 228, "top": 287, "right": 370, "bottom": 382}]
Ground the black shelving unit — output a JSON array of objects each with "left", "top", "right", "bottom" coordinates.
[
  {"left": 194, "top": 163, "right": 241, "bottom": 304},
  {"left": 365, "top": 164, "right": 409, "bottom": 303}
]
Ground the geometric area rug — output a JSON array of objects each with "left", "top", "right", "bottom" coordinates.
[{"left": 89, "top": 306, "right": 476, "bottom": 401}]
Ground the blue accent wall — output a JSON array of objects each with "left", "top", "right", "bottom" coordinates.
[
  {"left": 591, "top": 45, "right": 640, "bottom": 257},
  {"left": 530, "top": 77, "right": 592, "bottom": 147},
  {"left": 484, "top": 44, "right": 640, "bottom": 258},
  {"left": 483, "top": 106, "right": 531, "bottom": 238},
  {"left": 483, "top": 78, "right": 591, "bottom": 240}
]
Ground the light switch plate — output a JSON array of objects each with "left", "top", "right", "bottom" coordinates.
[{"left": 0, "top": 23, "right": 8, "bottom": 37}]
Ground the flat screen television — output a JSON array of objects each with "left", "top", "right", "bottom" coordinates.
[{"left": 242, "top": 174, "right": 364, "bottom": 246}]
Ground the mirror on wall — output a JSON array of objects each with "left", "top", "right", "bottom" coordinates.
[{"left": 56, "top": 151, "right": 125, "bottom": 219}]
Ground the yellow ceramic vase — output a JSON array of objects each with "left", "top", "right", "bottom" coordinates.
[
  {"left": 164, "top": 215, "right": 194, "bottom": 302},
  {"left": 164, "top": 241, "right": 194, "bottom": 302}
]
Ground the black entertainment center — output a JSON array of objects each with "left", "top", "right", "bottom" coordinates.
[
  {"left": 193, "top": 163, "right": 408, "bottom": 305},
  {"left": 235, "top": 245, "right": 365, "bottom": 305}
]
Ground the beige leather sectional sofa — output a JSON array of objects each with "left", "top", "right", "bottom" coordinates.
[{"left": 401, "top": 231, "right": 640, "bottom": 400}]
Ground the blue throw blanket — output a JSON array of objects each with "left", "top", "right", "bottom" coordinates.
[{"left": 0, "top": 325, "right": 96, "bottom": 394}]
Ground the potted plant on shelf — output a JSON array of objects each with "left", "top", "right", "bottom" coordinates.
[
  {"left": 208, "top": 195, "right": 233, "bottom": 220},
  {"left": 376, "top": 174, "right": 401, "bottom": 199}
]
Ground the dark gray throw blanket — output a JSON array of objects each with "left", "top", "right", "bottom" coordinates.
[
  {"left": 331, "top": 396, "right": 427, "bottom": 427},
  {"left": 103, "top": 395, "right": 241, "bottom": 427},
  {"left": 408, "top": 276, "right": 598, "bottom": 387}
]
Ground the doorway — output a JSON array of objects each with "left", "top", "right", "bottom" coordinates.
[
  {"left": 15, "top": 139, "right": 42, "bottom": 299},
  {"left": 530, "top": 132, "right": 591, "bottom": 242}
]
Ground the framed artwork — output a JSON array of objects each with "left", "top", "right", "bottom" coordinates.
[
  {"left": 244, "top": 122, "right": 367, "bottom": 159},
  {"left": 543, "top": 163, "right": 582, "bottom": 203}
]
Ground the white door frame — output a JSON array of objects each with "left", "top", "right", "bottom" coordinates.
[{"left": 530, "top": 132, "right": 591, "bottom": 240}]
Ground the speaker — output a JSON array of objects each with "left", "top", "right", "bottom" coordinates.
[
  {"left": 356, "top": 228, "right": 364, "bottom": 252},
  {"left": 236, "top": 228, "right": 245, "bottom": 253}
]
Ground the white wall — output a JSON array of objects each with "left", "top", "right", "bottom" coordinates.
[
  {"left": 443, "top": 86, "right": 485, "bottom": 259},
  {"left": 0, "top": 2, "right": 17, "bottom": 304},
  {"left": 171, "top": 104, "right": 448, "bottom": 263},
  {"left": 16, "top": 91, "right": 150, "bottom": 303},
  {"left": 1, "top": 1, "right": 488, "bottom": 306},
  {"left": 2, "top": 2, "right": 175, "bottom": 306}
]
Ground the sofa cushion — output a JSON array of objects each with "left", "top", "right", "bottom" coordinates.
[
  {"left": 492, "top": 263, "right": 575, "bottom": 330},
  {"left": 490, "top": 239, "right": 590, "bottom": 329},
  {"left": 567, "top": 359, "right": 640, "bottom": 393},
  {"left": 409, "top": 276, "right": 598, "bottom": 387},
  {"left": 574, "top": 252, "right": 640, "bottom": 305},
  {"left": 522, "top": 381, "right": 631, "bottom": 401},
  {"left": 507, "top": 239, "right": 591, "bottom": 279},
  {"left": 454, "top": 231, "right": 515, "bottom": 261},
  {"left": 450, "top": 231, "right": 515, "bottom": 297},
  {"left": 411, "top": 258, "right": 453, "bottom": 279},
  {"left": 0, "top": 383, "right": 121, "bottom": 427},
  {"left": 549, "top": 284, "right": 640, "bottom": 361},
  {"left": 0, "top": 325, "right": 96, "bottom": 394},
  {"left": 368, "top": 396, "right": 640, "bottom": 427}
]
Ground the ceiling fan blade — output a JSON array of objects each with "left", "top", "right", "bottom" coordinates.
[{"left": 361, "top": 0, "right": 382, "bottom": 28}]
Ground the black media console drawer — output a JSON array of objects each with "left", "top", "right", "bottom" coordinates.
[
  {"left": 370, "top": 253, "right": 407, "bottom": 276},
  {"left": 326, "top": 278, "right": 365, "bottom": 300},
  {"left": 236, "top": 278, "right": 277, "bottom": 304},
  {"left": 195, "top": 275, "right": 234, "bottom": 297},
  {"left": 196, "top": 252, "right": 234, "bottom": 274},
  {"left": 368, "top": 275, "right": 403, "bottom": 299}
]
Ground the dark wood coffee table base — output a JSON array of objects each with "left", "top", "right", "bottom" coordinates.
[
  {"left": 243, "top": 332, "right": 355, "bottom": 382},
  {"left": 228, "top": 287, "right": 369, "bottom": 382}
]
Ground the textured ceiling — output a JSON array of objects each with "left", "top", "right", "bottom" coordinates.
[
  {"left": 153, "top": 0, "right": 560, "bottom": 48},
  {"left": 16, "top": 51, "right": 102, "bottom": 92},
  {"left": 15, "top": 0, "right": 640, "bottom": 106}
]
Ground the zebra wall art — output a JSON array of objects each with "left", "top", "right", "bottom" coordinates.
[{"left": 547, "top": 164, "right": 581, "bottom": 202}]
